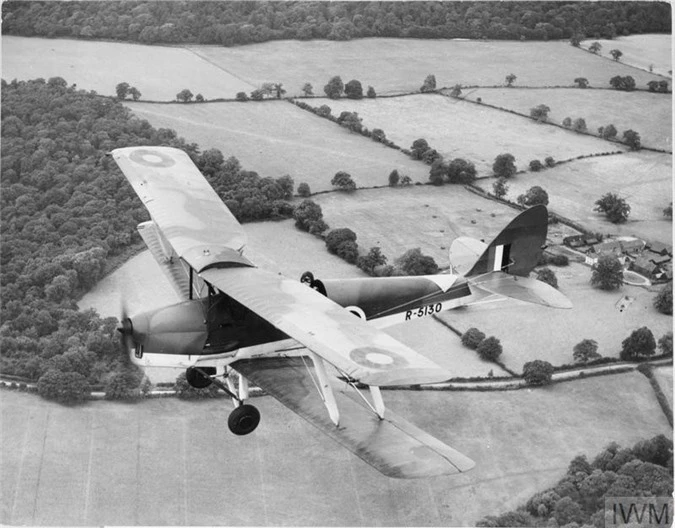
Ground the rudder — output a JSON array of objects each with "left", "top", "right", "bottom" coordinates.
[{"left": 465, "top": 205, "right": 548, "bottom": 277}]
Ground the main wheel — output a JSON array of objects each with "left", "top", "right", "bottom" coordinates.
[
  {"left": 186, "top": 367, "right": 214, "bottom": 389},
  {"left": 228, "top": 404, "right": 260, "bottom": 435}
]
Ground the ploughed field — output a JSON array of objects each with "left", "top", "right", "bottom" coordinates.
[{"left": 2, "top": 372, "right": 670, "bottom": 526}]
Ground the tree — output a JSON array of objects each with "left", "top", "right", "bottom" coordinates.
[
  {"left": 410, "top": 138, "right": 430, "bottom": 160},
  {"left": 505, "top": 73, "right": 517, "bottom": 87},
  {"left": 620, "top": 327, "right": 656, "bottom": 360},
  {"left": 492, "top": 177, "right": 509, "bottom": 199},
  {"left": 331, "top": 171, "right": 356, "bottom": 191},
  {"left": 297, "top": 182, "right": 311, "bottom": 197},
  {"left": 530, "top": 104, "right": 551, "bottom": 121},
  {"left": 589, "top": 41, "right": 602, "bottom": 54},
  {"left": 664, "top": 202, "right": 673, "bottom": 218},
  {"left": 523, "top": 360, "right": 554, "bottom": 385},
  {"left": 562, "top": 117, "right": 572, "bottom": 128},
  {"left": 591, "top": 255, "right": 624, "bottom": 290},
  {"left": 573, "top": 339, "right": 601, "bottom": 363},
  {"left": 450, "top": 84, "right": 462, "bottom": 98},
  {"left": 366, "top": 86, "right": 376, "bottom": 98},
  {"left": 174, "top": 372, "right": 219, "bottom": 399},
  {"left": 658, "top": 332, "right": 673, "bottom": 356},
  {"left": 316, "top": 104, "right": 331, "bottom": 117},
  {"left": 344, "top": 79, "right": 363, "bottom": 99},
  {"left": 338, "top": 111, "right": 363, "bottom": 133},
  {"left": 529, "top": 159, "right": 544, "bottom": 172},
  {"left": 128, "top": 86, "right": 141, "bottom": 100},
  {"left": 622, "top": 129, "right": 641, "bottom": 150},
  {"left": 574, "top": 77, "right": 589, "bottom": 88},
  {"left": 600, "top": 124, "right": 618, "bottom": 139},
  {"left": 447, "top": 158, "right": 477, "bottom": 184},
  {"left": 572, "top": 117, "right": 587, "bottom": 132},
  {"left": 293, "top": 199, "right": 324, "bottom": 232},
  {"left": 371, "top": 128, "right": 386, "bottom": 143},
  {"left": 325, "top": 228, "right": 357, "bottom": 254},
  {"left": 195, "top": 93, "right": 204, "bottom": 102},
  {"left": 37, "top": 369, "right": 90, "bottom": 404},
  {"left": 570, "top": 34, "right": 582, "bottom": 47},
  {"left": 395, "top": 248, "right": 438, "bottom": 276},
  {"left": 610, "top": 75, "right": 636, "bottom": 91},
  {"left": 429, "top": 159, "right": 447, "bottom": 186},
  {"left": 545, "top": 156, "right": 555, "bottom": 167},
  {"left": 420, "top": 74, "right": 436, "bottom": 93},
  {"left": 357, "top": 247, "right": 387, "bottom": 275},
  {"left": 594, "top": 192, "right": 630, "bottom": 223},
  {"left": 461, "top": 328, "right": 486, "bottom": 349},
  {"left": 324, "top": 76, "right": 344, "bottom": 99},
  {"left": 553, "top": 496, "right": 584, "bottom": 526},
  {"left": 388, "top": 169, "right": 400, "bottom": 187},
  {"left": 273, "top": 82, "right": 286, "bottom": 99},
  {"left": 493, "top": 153, "right": 517, "bottom": 179},
  {"left": 115, "top": 82, "right": 130, "bottom": 99},
  {"left": 610, "top": 49, "right": 623, "bottom": 61},
  {"left": 176, "top": 89, "right": 193, "bottom": 102},
  {"left": 301, "top": 82, "right": 313, "bottom": 96},
  {"left": 654, "top": 283, "right": 672, "bottom": 315},
  {"left": 536, "top": 267, "right": 557, "bottom": 288},
  {"left": 399, "top": 175, "right": 412, "bottom": 186},
  {"left": 104, "top": 367, "right": 143, "bottom": 400},
  {"left": 518, "top": 186, "right": 549, "bottom": 206},
  {"left": 236, "top": 91, "right": 248, "bottom": 102},
  {"left": 477, "top": 336, "right": 502, "bottom": 362}
]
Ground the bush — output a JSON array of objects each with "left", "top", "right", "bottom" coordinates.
[
  {"left": 174, "top": 372, "right": 219, "bottom": 399},
  {"left": 529, "top": 159, "right": 544, "bottom": 171},
  {"left": 316, "top": 104, "right": 332, "bottom": 117},
  {"left": 447, "top": 158, "right": 477, "bottom": 184},
  {"left": 366, "top": 86, "right": 376, "bottom": 98},
  {"left": 293, "top": 199, "right": 324, "bottom": 232},
  {"left": 420, "top": 74, "right": 436, "bottom": 93},
  {"left": 336, "top": 240, "right": 359, "bottom": 264},
  {"left": 104, "top": 367, "right": 143, "bottom": 400},
  {"left": 658, "top": 332, "right": 673, "bottom": 356},
  {"left": 461, "top": 328, "right": 486, "bottom": 349},
  {"left": 331, "top": 171, "right": 356, "bottom": 191},
  {"left": 37, "top": 369, "right": 90, "bottom": 404},
  {"left": 518, "top": 186, "right": 549, "bottom": 206},
  {"left": 388, "top": 169, "right": 400, "bottom": 187},
  {"left": 395, "top": 248, "right": 438, "bottom": 276},
  {"left": 325, "top": 228, "right": 357, "bottom": 254},
  {"left": 536, "top": 267, "right": 558, "bottom": 288},
  {"left": 654, "top": 283, "right": 673, "bottom": 314},
  {"left": 477, "top": 336, "right": 502, "bottom": 362},
  {"left": 545, "top": 156, "right": 555, "bottom": 167},
  {"left": 371, "top": 128, "right": 386, "bottom": 143},
  {"left": 297, "top": 182, "right": 311, "bottom": 197},
  {"left": 523, "top": 360, "right": 554, "bottom": 386},
  {"left": 620, "top": 327, "right": 656, "bottom": 360}
]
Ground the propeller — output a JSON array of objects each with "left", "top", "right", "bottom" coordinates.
[{"left": 117, "top": 299, "right": 136, "bottom": 361}]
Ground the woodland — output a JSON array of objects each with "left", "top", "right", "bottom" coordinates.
[{"left": 2, "top": 1, "right": 671, "bottom": 45}]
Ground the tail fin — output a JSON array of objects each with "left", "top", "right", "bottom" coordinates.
[{"left": 464, "top": 205, "right": 548, "bottom": 278}]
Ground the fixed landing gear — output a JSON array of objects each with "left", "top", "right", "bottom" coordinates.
[{"left": 185, "top": 367, "right": 261, "bottom": 435}]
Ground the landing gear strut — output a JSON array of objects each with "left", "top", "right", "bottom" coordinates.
[{"left": 185, "top": 367, "right": 261, "bottom": 435}]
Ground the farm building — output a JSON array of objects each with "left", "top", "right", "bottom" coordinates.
[
  {"left": 645, "top": 241, "right": 673, "bottom": 256},
  {"left": 618, "top": 238, "right": 645, "bottom": 254},
  {"left": 631, "top": 256, "right": 659, "bottom": 278},
  {"left": 591, "top": 240, "right": 623, "bottom": 256}
]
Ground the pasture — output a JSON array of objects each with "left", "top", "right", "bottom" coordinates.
[
  {"left": 478, "top": 151, "right": 673, "bottom": 245},
  {"left": 1, "top": 36, "right": 253, "bottom": 100},
  {"left": 2, "top": 371, "right": 669, "bottom": 526},
  {"left": 124, "top": 101, "right": 430, "bottom": 192},
  {"left": 188, "top": 37, "right": 665, "bottom": 95},
  {"left": 580, "top": 34, "right": 672, "bottom": 77},
  {"left": 464, "top": 87, "right": 672, "bottom": 151},
  {"left": 326, "top": 94, "right": 623, "bottom": 175}
]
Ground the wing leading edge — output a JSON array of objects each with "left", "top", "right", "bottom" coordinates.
[{"left": 232, "top": 356, "right": 475, "bottom": 478}]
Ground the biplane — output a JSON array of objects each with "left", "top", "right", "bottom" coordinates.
[{"left": 112, "top": 147, "right": 572, "bottom": 479}]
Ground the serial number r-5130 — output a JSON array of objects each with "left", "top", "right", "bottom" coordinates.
[{"left": 405, "top": 303, "right": 443, "bottom": 321}]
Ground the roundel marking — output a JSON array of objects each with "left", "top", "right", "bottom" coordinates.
[
  {"left": 349, "top": 347, "right": 408, "bottom": 370},
  {"left": 129, "top": 149, "right": 176, "bottom": 168}
]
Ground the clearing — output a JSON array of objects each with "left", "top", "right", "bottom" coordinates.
[
  {"left": 2, "top": 372, "right": 669, "bottom": 526},
  {"left": 188, "top": 37, "right": 665, "bottom": 96},
  {"left": 476, "top": 151, "right": 673, "bottom": 245},
  {"left": 464, "top": 87, "right": 672, "bottom": 152},
  {"left": 124, "top": 100, "right": 430, "bottom": 192},
  {"left": 1, "top": 36, "right": 253, "bottom": 100},
  {"left": 325, "top": 94, "right": 624, "bottom": 175}
]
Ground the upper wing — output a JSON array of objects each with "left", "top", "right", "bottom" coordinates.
[
  {"left": 201, "top": 266, "right": 452, "bottom": 387},
  {"left": 111, "top": 147, "right": 247, "bottom": 259},
  {"left": 232, "top": 356, "right": 475, "bottom": 478}
]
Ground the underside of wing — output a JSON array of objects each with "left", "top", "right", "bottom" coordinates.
[
  {"left": 232, "top": 356, "right": 475, "bottom": 478},
  {"left": 469, "top": 271, "right": 573, "bottom": 309},
  {"left": 201, "top": 266, "right": 452, "bottom": 387},
  {"left": 112, "top": 147, "right": 248, "bottom": 270}
]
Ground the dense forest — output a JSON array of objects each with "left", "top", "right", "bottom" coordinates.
[
  {"left": 477, "top": 434, "right": 673, "bottom": 527},
  {"left": 0, "top": 78, "right": 294, "bottom": 392},
  {"left": 2, "top": 1, "right": 671, "bottom": 45}
]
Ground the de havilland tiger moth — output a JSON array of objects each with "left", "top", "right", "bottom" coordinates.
[{"left": 111, "top": 146, "right": 572, "bottom": 479}]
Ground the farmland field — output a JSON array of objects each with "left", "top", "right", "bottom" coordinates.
[
  {"left": 653, "top": 366, "right": 674, "bottom": 408},
  {"left": 326, "top": 94, "right": 624, "bottom": 174},
  {"left": 477, "top": 151, "right": 673, "bottom": 245},
  {"left": 2, "top": 372, "right": 669, "bottom": 526},
  {"left": 464, "top": 87, "right": 672, "bottom": 151},
  {"left": 1, "top": 36, "right": 253, "bottom": 100},
  {"left": 580, "top": 34, "right": 672, "bottom": 77},
  {"left": 189, "top": 37, "right": 665, "bottom": 95},
  {"left": 124, "top": 101, "right": 430, "bottom": 192}
]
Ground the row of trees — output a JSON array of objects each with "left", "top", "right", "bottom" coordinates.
[{"left": 5, "top": 2, "right": 669, "bottom": 45}]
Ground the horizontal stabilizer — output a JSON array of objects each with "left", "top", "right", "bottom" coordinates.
[
  {"left": 469, "top": 272, "right": 572, "bottom": 309},
  {"left": 449, "top": 237, "right": 488, "bottom": 276},
  {"left": 232, "top": 356, "right": 475, "bottom": 478}
]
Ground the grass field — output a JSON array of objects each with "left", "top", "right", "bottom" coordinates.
[
  {"left": 464, "top": 88, "right": 672, "bottom": 151},
  {"left": 1, "top": 36, "right": 253, "bottom": 100},
  {"left": 325, "top": 94, "right": 625, "bottom": 175},
  {"left": 124, "top": 101, "right": 430, "bottom": 192},
  {"left": 189, "top": 37, "right": 665, "bottom": 96},
  {"left": 653, "top": 366, "right": 674, "bottom": 409},
  {"left": 476, "top": 151, "right": 673, "bottom": 245},
  {"left": 2, "top": 371, "right": 669, "bottom": 526},
  {"left": 580, "top": 34, "right": 672, "bottom": 78}
]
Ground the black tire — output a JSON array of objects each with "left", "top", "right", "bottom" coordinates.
[
  {"left": 185, "top": 367, "right": 213, "bottom": 389},
  {"left": 228, "top": 404, "right": 261, "bottom": 435}
]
